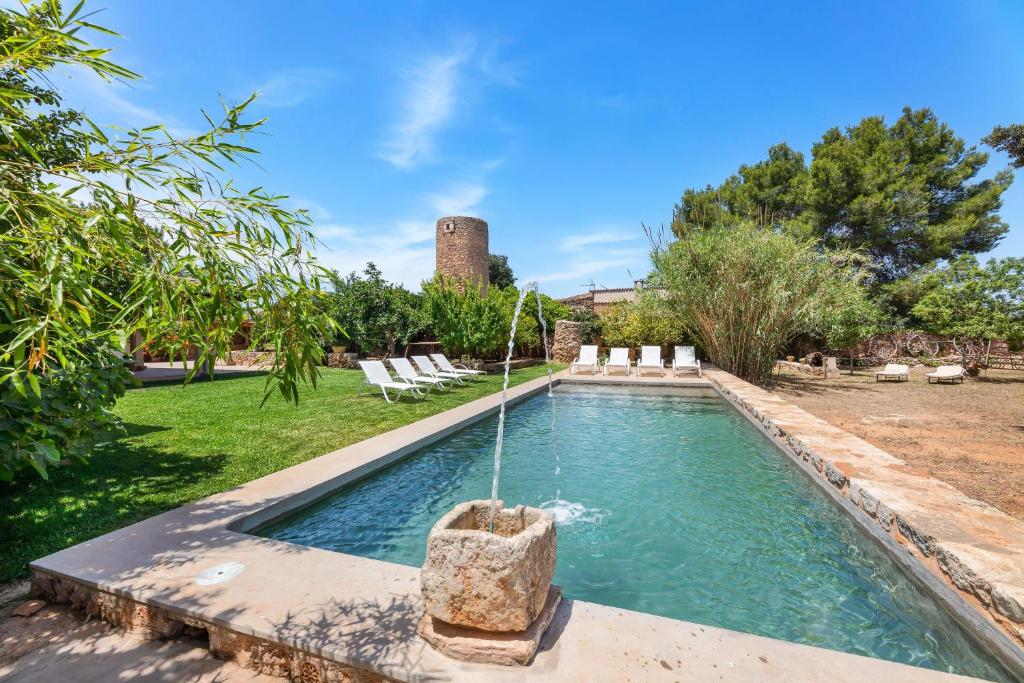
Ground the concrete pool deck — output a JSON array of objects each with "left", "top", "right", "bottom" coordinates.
[{"left": 27, "top": 368, "right": 1023, "bottom": 682}]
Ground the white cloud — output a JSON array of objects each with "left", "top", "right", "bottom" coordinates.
[
  {"left": 524, "top": 228, "right": 648, "bottom": 287},
  {"left": 426, "top": 181, "right": 487, "bottom": 216},
  {"left": 313, "top": 220, "right": 436, "bottom": 289},
  {"left": 252, "top": 68, "right": 340, "bottom": 108},
  {"left": 379, "top": 44, "right": 472, "bottom": 169},
  {"left": 559, "top": 230, "right": 638, "bottom": 250}
]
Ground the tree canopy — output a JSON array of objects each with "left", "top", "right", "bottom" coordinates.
[
  {"left": 488, "top": 253, "right": 515, "bottom": 289},
  {"left": 325, "top": 264, "right": 422, "bottom": 356},
  {"left": 0, "top": 2, "right": 333, "bottom": 479},
  {"left": 672, "top": 108, "right": 1012, "bottom": 286},
  {"left": 984, "top": 123, "right": 1024, "bottom": 168}
]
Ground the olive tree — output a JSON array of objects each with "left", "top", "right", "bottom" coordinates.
[
  {"left": 652, "top": 223, "right": 867, "bottom": 386},
  {"left": 0, "top": 2, "right": 334, "bottom": 479}
]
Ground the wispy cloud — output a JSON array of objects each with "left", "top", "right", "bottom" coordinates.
[
  {"left": 59, "top": 69, "right": 201, "bottom": 138},
  {"left": 560, "top": 230, "right": 638, "bottom": 250},
  {"left": 524, "top": 228, "right": 648, "bottom": 286},
  {"left": 287, "top": 196, "right": 332, "bottom": 222},
  {"left": 426, "top": 181, "right": 487, "bottom": 216},
  {"left": 314, "top": 220, "right": 436, "bottom": 289},
  {"left": 252, "top": 67, "right": 340, "bottom": 108},
  {"left": 379, "top": 43, "right": 473, "bottom": 169}
]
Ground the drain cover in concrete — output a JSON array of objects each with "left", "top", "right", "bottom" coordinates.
[{"left": 195, "top": 561, "right": 245, "bottom": 586}]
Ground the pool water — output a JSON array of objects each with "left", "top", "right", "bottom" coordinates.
[{"left": 259, "top": 389, "right": 1011, "bottom": 680}]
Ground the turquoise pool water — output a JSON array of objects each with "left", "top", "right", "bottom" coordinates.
[{"left": 260, "top": 388, "right": 1010, "bottom": 680}]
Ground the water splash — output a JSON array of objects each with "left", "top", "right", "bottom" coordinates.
[{"left": 539, "top": 499, "right": 609, "bottom": 526}]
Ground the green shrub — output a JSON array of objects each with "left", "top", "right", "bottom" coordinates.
[{"left": 600, "top": 294, "right": 686, "bottom": 348}]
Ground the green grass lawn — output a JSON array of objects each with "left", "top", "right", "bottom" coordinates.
[{"left": 0, "top": 364, "right": 561, "bottom": 584}]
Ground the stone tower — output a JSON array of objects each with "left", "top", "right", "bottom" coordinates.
[{"left": 435, "top": 216, "right": 489, "bottom": 294}]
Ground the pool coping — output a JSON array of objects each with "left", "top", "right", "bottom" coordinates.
[{"left": 27, "top": 368, "right": 1021, "bottom": 682}]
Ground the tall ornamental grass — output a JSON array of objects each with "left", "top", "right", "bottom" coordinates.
[{"left": 652, "top": 223, "right": 866, "bottom": 386}]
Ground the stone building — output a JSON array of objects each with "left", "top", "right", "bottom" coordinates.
[
  {"left": 435, "top": 216, "right": 489, "bottom": 294},
  {"left": 560, "top": 280, "right": 665, "bottom": 316}
]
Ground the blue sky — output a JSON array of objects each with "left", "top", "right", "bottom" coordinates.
[{"left": 49, "top": 1, "right": 1024, "bottom": 297}]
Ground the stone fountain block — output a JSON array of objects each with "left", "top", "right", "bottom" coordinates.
[
  {"left": 418, "top": 585, "right": 562, "bottom": 666},
  {"left": 421, "top": 500, "right": 557, "bottom": 633}
]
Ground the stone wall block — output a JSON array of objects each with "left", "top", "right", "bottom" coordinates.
[
  {"left": 936, "top": 545, "right": 993, "bottom": 606},
  {"left": 896, "top": 516, "right": 936, "bottom": 557},
  {"left": 992, "top": 584, "right": 1024, "bottom": 623},
  {"left": 824, "top": 463, "right": 848, "bottom": 490}
]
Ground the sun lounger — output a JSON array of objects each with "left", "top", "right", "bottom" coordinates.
[
  {"left": 637, "top": 345, "right": 665, "bottom": 377},
  {"left": 927, "top": 365, "right": 964, "bottom": 384},
  {"left": 412, "top": 355, "right": 465, "bottom": 384},
  {"left": 875, "top": 363, "right": 909, "bottom": 382},
  {"left": 672, "top": 345, "right": 702, "bottom": 377},
  {"left": 389, "top": 357, "right": 449, "bottom": 392},
  {"left": 570, "top": 345, "right": 599, "bottom": 375},
  {"left": 358, "top": 360, "right": 424, "bottom": 403},
  {"left": 604, "top": 347, "right": 631, "bottom": 376},
  {"left": 431, "top": 353, "right": 485, "bottom": 378}
]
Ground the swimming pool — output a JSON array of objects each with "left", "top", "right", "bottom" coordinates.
[{"left": 259, "top": 388, "right": 1011, "bottom": 680}]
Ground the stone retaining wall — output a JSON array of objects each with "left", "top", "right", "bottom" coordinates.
[
  {"left": 776, "top": 360, "right": 825, "bottom": 376},
  {"left": 705, "top": 368, "right": 1024, "bottom": 671},
  {"left": 220, "top": 350, "right": 275, "bottom": 367}
]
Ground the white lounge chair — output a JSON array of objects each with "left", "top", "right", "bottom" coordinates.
[
  {"left": 875, "top": 363, "right": 909, "bottom": 382},
  {"left": 412, "top": 355, "right": 465, "bottom": 384},
  {"left": 927, "top": 365, "right": 964, "bottom": 384},
  {"left": 358, "top": 360, "right": 424, "bottom": 403},
  {"left": 570, "top": 345, "right": 599, "bottom": 375},
  {"left": 431, "top": 353, "right": 486, "bottom": 378},
  {"left": 637, "top": 345, "right": 665, "bottom": 377},
  {"left": 672, "top": 345, "right": 702, "bottom": 377},
  {"left": 389, "top": 357, "right": 449, "bottom": 392},
  {"left": 604, "top": 347, "right": 631, "bottom": 376}
]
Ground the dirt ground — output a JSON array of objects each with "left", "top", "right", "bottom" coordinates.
[{"left": 770, "top": 365, "right": 1024, "bottom": 520}]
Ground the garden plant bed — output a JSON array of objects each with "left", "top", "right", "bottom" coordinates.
[{"left": 771, "top": 366, "right": 1024, "bottom": 521}]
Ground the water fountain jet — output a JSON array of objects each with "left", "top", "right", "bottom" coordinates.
[{"left": 419, "top": 281, "right": 562, "bottom": 666}]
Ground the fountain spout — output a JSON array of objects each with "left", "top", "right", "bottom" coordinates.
[{"left": 487, "top": 281, "right": 559, "bottom": 532}]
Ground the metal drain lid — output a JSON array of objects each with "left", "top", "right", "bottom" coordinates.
[{"left": 194, "top": 561, "right": 245, "bottom": 586}]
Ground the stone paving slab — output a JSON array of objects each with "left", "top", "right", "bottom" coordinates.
[{"left": 25, "top": 371, "right": 1002, "bottom": 682}]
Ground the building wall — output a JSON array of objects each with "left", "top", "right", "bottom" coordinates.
[{"left": 435, "top": 216, "right": 489, "bottom": 294}]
